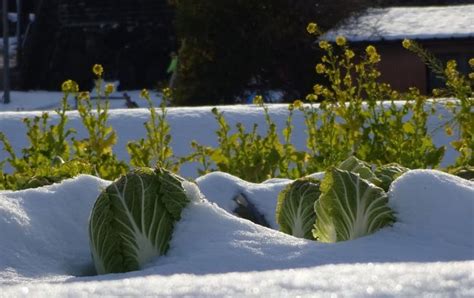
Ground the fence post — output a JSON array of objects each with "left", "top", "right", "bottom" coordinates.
[
  {"left": 2, "top": 0, "right": 10, "bottom": 104},
  {"left": 16, "top": 0, "right": 21, "bottom": 68}
]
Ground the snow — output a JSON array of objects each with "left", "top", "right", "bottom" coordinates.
[
  {"left": 0, "top": 170, "right": 473, "bottom": 296},
  {"left": 323, "top": 5, "right": 474, "bottom": 42},
  {"left": 0, "top": 90, "right": 162, "bottom": 111},
  {"left": 0, "top": 95, "right": 472, "bottom": 296}
]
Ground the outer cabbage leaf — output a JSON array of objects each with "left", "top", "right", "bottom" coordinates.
[
  {"left": 313, "top": 168, "right": 395, "bottom": 242},
  {"left": 89, "top": 168, "right": 190, "bottom": 274},
  {"left": 338, "top": 156, "right": 381, "bottom": 185},
  {"left": 374, "top": 163, "right": 409, "bottom": 191},
  {"left": 156, "top": 167, "right": 190, "bottom": 219},
  {"left": 276, "top": 178, "right": 320, "bottom": 239}
]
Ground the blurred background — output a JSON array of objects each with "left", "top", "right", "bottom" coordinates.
[{"left": 0, "top": 0, "right": 473, "bottom": 106}]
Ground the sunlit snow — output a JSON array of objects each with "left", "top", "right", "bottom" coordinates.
[{"left": 0, "top": 99, "right": 472, "bottom": 297}]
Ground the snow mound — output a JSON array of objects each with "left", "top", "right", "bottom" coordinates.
[
  {"left": 389, "top": 170, "right": 474, "bottom": 248},
  {"left": 0, "top": 170, "right": 472, "bottom": 296},
  {"left": 0, "top": 175, "right": 110, "bottom": 284},
  {"left": 196, "top": 171, "right": 290, "bottom": 228}
]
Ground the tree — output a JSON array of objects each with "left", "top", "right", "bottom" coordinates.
[{"left": 172, "top": 0, "right": 369, "bottom": 105}]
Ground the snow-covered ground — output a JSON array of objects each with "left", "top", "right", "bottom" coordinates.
[
  {"left": 0, "top": 170, "right": 472, "bottom": 296},
  {"left": 0, "top": 95, "right": 472, "bottom": 296},
  {"left": 0, "top": 90, "right": 162, "bottom": 111}
]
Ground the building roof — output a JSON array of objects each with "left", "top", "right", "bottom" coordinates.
[{"left": 323, "top": 5, "right": 474, "bottom": 42}]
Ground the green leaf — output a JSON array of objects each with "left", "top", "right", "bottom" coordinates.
[
  {"left": 89, "top": 168, "right": 190, "bottom": 274},
  {"left": 374, "top": 163, "right": 409, "bottom": 191},
  {"left": 156, "top": 168, "right": 189, "bottom": 220},
  {"left": 338, "top": 156, "right": 381, "bottom": 185},
  {"left": 276, "top": 178, "right": 320, "bottom": 239},
  {"left": 313, "top": 168, "right": 395, "bottom": 242}
]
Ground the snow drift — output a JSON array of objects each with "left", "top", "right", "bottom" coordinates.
[{"left": 0, "top": 170, "right": 472, "bottom": 296}]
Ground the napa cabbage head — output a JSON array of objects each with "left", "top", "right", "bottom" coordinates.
[
  {"left": 276, "top": 178, "right": 320, "bottom": 240},
  {"left": 89, "top": 167, "right": 192, "bottom": 274},
  {"left": 313, "top": 168, "right": 395, "bottom": 242}
]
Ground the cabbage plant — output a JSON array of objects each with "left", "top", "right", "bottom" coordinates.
[
  {"left": 89, "top": 168, "right": 191, "bottom": 274},
  {"left": 276, "top": 178, "right": 320, "bottom": 239},
  {"left": 313, "top": 168, "right": 395, "bottom": 242}
]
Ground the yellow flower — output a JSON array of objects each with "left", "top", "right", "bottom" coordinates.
[
  {"left": 469, "top": 58, "right": 474, "bottom": 67},
  {"left": 140, "top": 88, "right": 150, "bottom": 99},
  {"left": 315, "top": 63, "right": 326, "bottom": 74},
  {"left": 365, "top": 45, "right": 377, "bottom": 56},
  {"left": 313, "top": 84, "right": 324, "bottom": 94},
  {"left": 335, "top": 36, "right": 346, "bottom": 46},
  {"left": 293, "top": 99, "right": 304, "bottom": 109},
  {"left": 365, "top": 45, "right": 380, "bottom": 63},
  {"left": 369, "top": 53, "right": 381, "bottom": 63},
  {"left": 253, "top": 95, "right": 264, "bottom": 106},
  {"left": 447, "top": 60, "right": 457, "bottom": 69},
  {"left": 319, "top": 40, "right": 330, "bottom": 50},
  {"left": 345, "top": 49, "right": 355, "bottom": 59},
  {"left": 61, "top": 80, "right": 71, "bottom": 92},
  {"left": 105, "top": 83, "right": 115, "bottom": 95},
  {"left": 305, "top": 94, "right": 318, "bottom": 102},
  {"left": 306, "top": 23, "right": 318, "bottom": 34},
  {"left": 162, "top": 87, "right": 172, "bottom": 99},
  {"left": 78, "top": 91, "right": 90, "bottom": 100},
  {"left": 469, "top": 72, "right": 474, "bottom": 80},
  {"left": 61, "top": 79, "right": 79, "bottom": 93},
  {"left": 71, "top": 81, "right": 79, "bottom": 93},
  {"left": 402, "top": 39, "right": 412, "bottom": 49},
  {"left": 92, "top": 64, "right": 104, "bottom": 77}
]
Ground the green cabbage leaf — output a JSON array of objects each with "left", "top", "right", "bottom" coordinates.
[
  {"left": 338, "top": 156, "right": 381, "bottom": 185},
  {"left": 276, "top": 178, "right": 320, "bottom": 239},
  {"left": 374, "top": 163, "right": 409, "bottom": 191},
  {"left": 89, "top": 168, "right": 190, "bottom": 274}
]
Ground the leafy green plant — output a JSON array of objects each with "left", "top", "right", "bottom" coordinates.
[
  {"left": 0, "top": 159, "right": 94, "bottom": 190},
  {"left": 127, "top": 88, "right": 180, "bottom": 172},
  {"left": 190, "top": 96, "right": 301, "bottom": 182},
  {"left": 72, "top": 68, "right": 128, "bottom": 180},
  {"left": 402, "top": 39, "right": 473, "bottom": 167},
  {"left": 301, "top": 26, "right": 444, "bottom": 170},
  {"left": 276, "top": 178, "right": 320, "bottom": 239},
  {"left": 363, "top": 89, "right": 444, "bottom": 168},
  {"left": 89, "top": 167, "right": 192, "bottom": 274},
  {"left": 0, "top": 86, "right": 79, "bottom": 190},
  {"left": 313, "top": 168, "right": 395, "bottom": 242}
]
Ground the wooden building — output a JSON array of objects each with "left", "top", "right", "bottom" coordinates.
[{"left": 323, "top": 5, "right": 474, "bottom": 94}]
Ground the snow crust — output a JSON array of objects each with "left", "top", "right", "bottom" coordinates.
[
  {"left": 0, "top": 170, "right": 473, "bottom": 296},
  {"left": 324, "top": 5, "right": 474, "bottom": 42}
]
